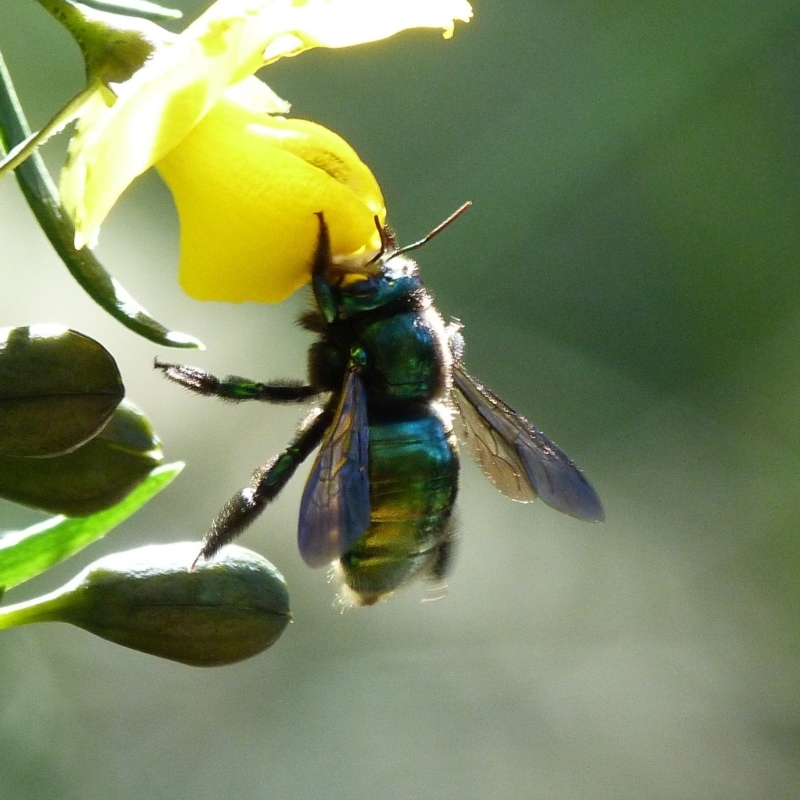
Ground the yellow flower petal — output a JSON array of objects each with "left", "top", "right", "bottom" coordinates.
[
  {"left": 258, "top": 0, "right": 474, "bottom": 53},
  {"left": 155, "top": 92, "right": 385, "bottom": 303},
  {"left": 60, "top": 0, "right": 471, "bottom": 248}
]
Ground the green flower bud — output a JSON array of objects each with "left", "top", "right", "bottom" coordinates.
[
  {"left": 0, "top": 399, "right": 163, "bottom": 516},
  {"left": 0, "top": 325, "right": 124, "bottom": 457},
  {"left": 0, "top": 543, "right": 290, "bottom": 666}
]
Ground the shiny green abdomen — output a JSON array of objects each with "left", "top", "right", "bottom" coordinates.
[{"left": 338, "top": 407, "right": 459, "bottom": 604}]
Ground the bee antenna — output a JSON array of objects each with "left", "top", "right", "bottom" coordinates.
[
  {"left": 392, "top": 201, "right": 472, "bottom": 258},
  {"left": 367, "top": 215, "right": 394, "bottom": 265}
]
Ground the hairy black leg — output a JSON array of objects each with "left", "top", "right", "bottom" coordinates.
[
  {"left": 194, "top": 402, "right": 336, "bottom": 565},
  {"left": 155, "top": 358, "right": 318, "bottom": 403}
]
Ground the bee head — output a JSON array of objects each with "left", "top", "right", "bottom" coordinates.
[
  {"left": 312, "top": 203, "right": 470, "bottom": 323},
  {"left": 311, "top": 214, "right": 422, "bottom": 322}
]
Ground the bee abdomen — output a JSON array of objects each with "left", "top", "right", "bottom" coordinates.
[{"left": 338, "top": 408, "right": 459, "bottom": 604}]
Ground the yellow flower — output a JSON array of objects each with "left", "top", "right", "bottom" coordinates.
[{"left": 59, "top": 0, "right": 473, "bottom": 303}]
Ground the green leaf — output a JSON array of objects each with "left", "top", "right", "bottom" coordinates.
[
  {"left": 0, "top": 399, "right": 163, "bottom": 515},
  {"left": 0, "top": 461, "right": 183, "bottom": 590},
  {"left": 0, "top": 51, "right": 202, "bottom": 350},
  {"left": 0, "top": 326, "right": 124, "bottom": 457}
]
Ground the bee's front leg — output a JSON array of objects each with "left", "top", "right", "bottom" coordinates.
[{"left": 155, "top": 358, "right": 319, "bottom": 404}]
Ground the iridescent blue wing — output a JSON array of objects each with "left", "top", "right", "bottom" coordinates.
[
  {"left": 452, "top": 364, "right": 604, "bottom": 522},
  {"left": 298, "top": 366, "right": 371, "bottom": 567}
]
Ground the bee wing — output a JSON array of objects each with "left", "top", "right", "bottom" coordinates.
[
  {"left": 452, "top": 364, "right": 604, "bottom": 522},
  {"left": 298, "top": 366, "right": 371, "bottom": 567}
]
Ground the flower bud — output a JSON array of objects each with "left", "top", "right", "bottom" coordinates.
[
  {"left": 0, "top": 325, "right": 124, "bottom": 457},
  {"left": 0, "top": 542, "right": 290, "bottom": 666},
  {"left": 0, "top": 399, "right": 163, "bottom": 516}
]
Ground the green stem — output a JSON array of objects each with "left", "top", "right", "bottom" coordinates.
[
  {"left": 0, "top": 49, "right": 202, "bottom": 349},
  {"left": 70, "top": 0, "right": 182, "bottom": 22},
  {"left": 0, "top": 87, "right": 92, "bottom": 178},
  {"left": 0, "top": 588, "right": 67, "bottom": 630}
]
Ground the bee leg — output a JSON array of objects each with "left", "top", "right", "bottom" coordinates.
[
  {"left": 429, "top": 519, "right": 458, "bottom": 583},
  {"left": 419, "top": 521, "right": 458, "bottom": 603},
  {"left": 194, "top": 404, "right": 335, "bottom": 565},
  {"left": 155, "top": 358, "right": 318, "bottom": 403}
]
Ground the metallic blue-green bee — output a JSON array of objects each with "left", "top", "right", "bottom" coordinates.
[{"left": 157, "top": 211, "right": 603, "bottom": 605}]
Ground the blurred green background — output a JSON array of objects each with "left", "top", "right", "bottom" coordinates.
[{"left": 2, "top": 1, "right": 800, "bottom": 797}]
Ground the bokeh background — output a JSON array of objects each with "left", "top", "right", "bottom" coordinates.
[{"left": 2, "top": 1, "right": 799, "bottom": 798}]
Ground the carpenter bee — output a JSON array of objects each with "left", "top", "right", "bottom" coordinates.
[{"left": 157, "top": 206, "right": 603, "bottom": 605}]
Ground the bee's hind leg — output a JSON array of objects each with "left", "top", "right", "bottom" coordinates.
[{"left": 194, "top": 404, "right": 334, "bottom": 565}]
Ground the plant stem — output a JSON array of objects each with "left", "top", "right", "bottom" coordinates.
[
  {"left": 0, "top": 589, "right": 67, "bottom": 630},
  {"left": 0, "top": 49, "right": 202, "bottom": 349},
  {"left": 0, "top": 87, "right": 93, "bottom": 178},
  {"left": 64, "top": 0, "right": 182, "bottom": 22}
]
